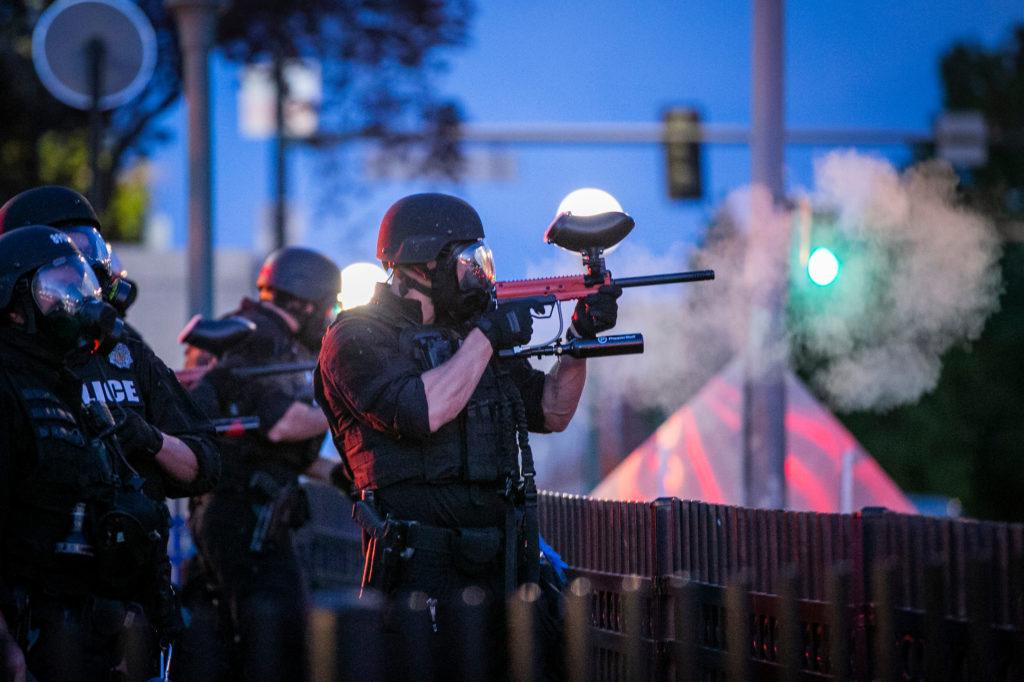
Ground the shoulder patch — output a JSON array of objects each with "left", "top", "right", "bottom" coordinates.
[{"left": 108, "top": 342, "right": 134, "bottom": 369}]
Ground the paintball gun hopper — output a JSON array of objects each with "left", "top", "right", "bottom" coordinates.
[
  {"left": 544, "top": 211, "right": 635, "bottom": 252},
  {"left": 178, "top": 314, "right": 257, "bottom": 357}
]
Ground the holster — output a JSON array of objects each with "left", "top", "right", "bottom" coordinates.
[{"left": 351, "top": 493, "right": 504, "bottom": 595}]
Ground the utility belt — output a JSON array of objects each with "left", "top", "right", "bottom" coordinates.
[{"left": 351, "top": 489, "right": 535, "bottom": 597}]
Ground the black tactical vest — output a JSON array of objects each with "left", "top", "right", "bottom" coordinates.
[
  {"left": 0, "top": 364, "right": 115, "bottom": 593},
  {"left": 328, "top": 307, "right": 521, "bottom": 491},
  {"left": 1, "top": 355, "right": 168, "bottom": 599}
]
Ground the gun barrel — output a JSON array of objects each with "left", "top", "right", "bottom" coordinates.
[
  {"left": 615, "top": 269, "right": 715, "bottom": 288},
  {"left": 230, "top": 361, "right": 318, "bottom": 379},
  {"left": 212, "top": 416, "right": 260, "bottom": 436}
]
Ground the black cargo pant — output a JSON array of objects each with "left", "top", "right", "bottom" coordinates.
[{"left": 176, "top": 486, "right": 307, "bottom": 682}]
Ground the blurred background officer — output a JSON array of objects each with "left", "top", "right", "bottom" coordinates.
[
  {"left": 0, "top": 226, "right": 174, "bottom": 681},
  {"left": 179, "top": 247, "right": 341, "bottom": 681},
  {"left": 314, "top": 193, "right": 620, "bottom": 674}
]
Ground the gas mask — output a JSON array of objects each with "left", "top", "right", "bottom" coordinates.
[
  {"left": 30, "top": 253, "right": 123, "bottom": 352},
  {"left": 296, "top": 302, "right": 333, "bottom": 352},
  {"left": 430, "top": 240, "right": 496, "bottom": 324},
  {"left": 63, "top": 225, "right": 138, "bottom": 316}
]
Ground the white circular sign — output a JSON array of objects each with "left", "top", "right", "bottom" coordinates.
[{"left": 32, "top": 0, "right": 157, "bottom": 111}]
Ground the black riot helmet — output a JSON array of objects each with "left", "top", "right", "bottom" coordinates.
[
  {"left": 0, "top": 185, "right": 100, "bottom": 234},
  {"left": 257, "top": 247, "right": 341, "bottom": 307},
  {"left": 377, "top": 193, "right": 485, "bottom": 267},
  {"left": 0, "top": 186, "right": 138, "bottom": 315},
  {"left": 0, "top": 225, "right": 122, "bottom": 351},
  {"left": 256, "top": 246, "right": 341, "bottom": 350}
]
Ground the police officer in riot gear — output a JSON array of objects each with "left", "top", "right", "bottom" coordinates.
[
  {"left": 0, "top": 186, "right": 218, "bottom": 501},
  {"left": 0, "top": 226, "right": 179, "bottom": 681},
  {"left": 0, "top": 186, "right": 219, "bottom": 679},
  {"left": 180, "top": 246, "right": 342, "bottom": 681},
  {"left": 315, "top": 193, "right": 621, "bottom": 672}
]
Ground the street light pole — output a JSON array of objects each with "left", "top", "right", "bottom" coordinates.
[
  {"left": 165, "top": 0, "right": 222, "bottom": 318},
  {"left": 744, "top": 0, "right": 788, "bottom": 510},
  {"left": 272, "top": 55, "right": 288, "bottom": 250}
]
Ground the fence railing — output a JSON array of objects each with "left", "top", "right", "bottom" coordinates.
[
  {"left": 288, "top": 483, "right": 1024, "bottom": 679},
  {"left": 538, "top": 492, "right": 1024, "bottom": 681}
]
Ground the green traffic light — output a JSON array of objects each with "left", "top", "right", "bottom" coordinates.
[{"left": 807, "top": 247, "right": 840, "bottom": 286}]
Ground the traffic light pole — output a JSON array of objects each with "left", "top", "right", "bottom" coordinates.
[{"left": 744, "top": 0, "right": 788, "bottom": 510}]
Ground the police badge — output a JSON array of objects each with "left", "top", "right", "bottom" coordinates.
[{"left": 108, "top": 342, "right": 133, "bottom": 369}]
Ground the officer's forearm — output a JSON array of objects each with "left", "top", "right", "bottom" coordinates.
[
  {"left": 268, "top": 402, "right": 328, "bottom": 443},
  {"left": 154, "top": 434, "right": 200, "bottom": 484},
  {"left": 541, "top": 356, "right": 587, "bottom": 432},
  {"left": 303, "top": 456, "right": 337, "bottom": 483},
  {"left": 422, "top": 328, "right": 493, "bottom": 433}
]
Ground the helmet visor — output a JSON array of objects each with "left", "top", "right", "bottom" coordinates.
[
  {"left": 64, "top": 225, "right": 112, "bottom": 269},
  {"left": 452, "top": 241, "right": 496, "bottom": 294},
  {"left": 31, "top": 255, "right": 102, "bottom": 316}
]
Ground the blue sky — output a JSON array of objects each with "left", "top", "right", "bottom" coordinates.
[{"left": 148, "top": 0, "right": 1023, "bottom": 281}]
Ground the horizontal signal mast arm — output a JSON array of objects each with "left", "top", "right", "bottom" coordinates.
[{"left": 494, "top": 269, "right": 715, "bottom": 301}]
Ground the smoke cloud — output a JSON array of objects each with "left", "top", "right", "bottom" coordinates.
[
  {"left": 521, "top": 152, "right": 1002, "bottom": 489},
  {"left": 536, "top": 151, "right": 1001, "bottom": 417},
  {"left": 796, "top": 152, "right": 1002, "bottom": 410}
]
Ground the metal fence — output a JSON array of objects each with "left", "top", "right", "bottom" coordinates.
[{"left": 539, "top": 492, "right": 1024, "bottom": 681}]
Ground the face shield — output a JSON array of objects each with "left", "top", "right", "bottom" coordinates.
[
  {"left": 451, "top": 241, "right": 496, "bottom": 295},
  {"left": 30, "top": 255, "right": 121, "bottom": 351},
  {"left": 31, "top": 255, "right": 102, "bottom": 317},
  {"left": 63, "top": 225, "right": 113, "bottom": 271},
  {"left": 431, "top": 240, "right": 496, "bottom": 323}
]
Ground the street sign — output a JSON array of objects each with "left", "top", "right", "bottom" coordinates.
[
  {"left": 239, "top": 60, "right": 322, "bottom": 140},
  {"left": 32, "top": 0, "right": 157, "bottom": 111}
]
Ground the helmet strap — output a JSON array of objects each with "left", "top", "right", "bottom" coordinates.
[
  {"left": 396, "top": 268, "right": 433, "bottom": 298},
  {"left": 13, "top": 279, "right": 37, "bottom": 335}
]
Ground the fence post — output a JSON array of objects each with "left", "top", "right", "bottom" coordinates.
[
  {"left": 828, "top": 563, "right": 851, "bottom": 682},
  {"left": 726, "top": 572, "right": 752, "bottom": 680},
  {"left": 653, "top": 496, "right": 681, "bottom": 679},
  {"left": 871, "top": 560, "right": 897, "bottom": 682},
  {"left": 307, "top": 589, "right": 384, "bottom": 682},
  {"left": 778, "top": 566, "right": 801, "bottom": 682},
  {"left": 668, "top": 574, "right": 698, "bottom": 682},
  {"left": 923, "top": 561, "right": 948, "bottom": 681},
  {"left": 565, "top": 577, "right": 592, "bottom": 682},
  {"left": 858, "top": 506, "right": 889, "bottom": 680},
  {"left": 623, "top": 575, "right": 649, "bottom": 681},
  {"left": 967, "top": 554, "right": 995, "bottom": 680},
  {"left": 508, "top": 583, "right": 541, "bottom": 682}
]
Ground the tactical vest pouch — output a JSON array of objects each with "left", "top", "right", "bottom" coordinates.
[
  {"left": 464, "top": 399, "right": 503, "bottom": 481},
  {"left": 420, "top": 423, "right": 462, "bottom": 482},
  {"left": 451, "top": 527, "right": 502, "bottom": 577},
  {"left": 92, "top": 482, "right": 169, "bottom": 591}
]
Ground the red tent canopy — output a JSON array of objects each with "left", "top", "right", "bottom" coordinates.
[{"left": 592, "top": 360, "right": 916, "bottom": 513}]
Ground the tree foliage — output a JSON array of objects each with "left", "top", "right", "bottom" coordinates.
[
  {"left": 0, "top": 0, "right": 471, "bottom": 239},
  {"left": 836, "top": 25, "right": 1024, "bottom": 522},
  {"left": 0, "top": 1, "right": 181, "bottom": 239}
]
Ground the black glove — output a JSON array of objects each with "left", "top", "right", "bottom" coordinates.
[
  {"left": 112, "top": 409, "right": 164, "bottom": 462},
  {"left": 568, "top": 284, "right": 622, "bottom": 339},
  {"left": 475, "top": 301, "right": 535, "bottom": 351}
]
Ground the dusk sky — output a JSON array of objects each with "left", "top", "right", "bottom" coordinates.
[{"left": 148, "top": 0, "right": 1023, "bottom": 283}]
